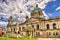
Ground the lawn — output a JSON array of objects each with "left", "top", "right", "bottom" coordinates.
[{"left": 0, "top": 37, "right": 37, "bottom": 40}]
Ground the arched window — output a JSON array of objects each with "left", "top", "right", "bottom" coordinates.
[
  {"left": 53, "top": 23, "right": 56, "bottom": 29},
  {"left": 56, "top": 32, "right": 58, "bottom": 35},
  {"left": 11, "top": 28, "right": 12, "bottom": 32},
  {"left": 19, "top": 27, "right": 21, "bottom": 31},
  {"left": 32, "top": 25, "right": 34, "bottom": 28},
  {"left": 46, "top": 24, "right": 49, "bottom": 29},
  {"left": 18, "top": 31, "right": 20, "bottom": 34},
  {"left": 22, "top": 27, "right": 25, "bottom": 31},
  {"left": 15, "top": 32, "right": 17, "bottom": 34},
  {"left": 22, "top": 27, "right": 25, "bottom": 29},
  {"left": 53, "top": 33, "right": 55, "bottom": 35},
  {"left": 37, "top": 24, "right": 39, "bottom": 30},
  {"left": 14, "top": 28, "right": 15, "bottom": 32}
]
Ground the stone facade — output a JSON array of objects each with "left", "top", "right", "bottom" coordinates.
[{"left": 6, "top": 4, "right": 60, "bottom": 38}]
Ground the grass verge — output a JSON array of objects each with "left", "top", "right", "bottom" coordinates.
[{"left": 0, "top": 37, "right": 37, "bottom": 40}]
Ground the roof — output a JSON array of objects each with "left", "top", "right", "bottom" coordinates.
[
  {"left": 20, "top": 17, "right": 41, "bottom": 25},
  {"left": 33, "top": 4, "right": 40, "bottom": 12}
]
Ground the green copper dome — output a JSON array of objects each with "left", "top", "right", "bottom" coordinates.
[{"left": 33, "top": 4, "right": 40, "bottom": 12}]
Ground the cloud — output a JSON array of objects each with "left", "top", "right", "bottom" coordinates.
[
  {"left": 23, "top": 0, "right": 56, "bottom": 10},
  {"left": 0, "top": 0, "right": 56, "bottom": 27},
  {"left": 56, "top": 7, "right": 60, "bottom": 11},
  {"left": 39, "top": 0, "right": 56, "bottom": 9},
  {"left": 53, "top": 0, "right": 56, "bottom": 1},
  {"left": 38, "top": 0, "right": 53, "bottom": 9},
  {"left": 0, "top": 22, "right": 8, "bottom": 27},
  {"left": 42, "top": 11, "right": 49, "bottom": 19},
  {"left": 0, "top": 0, "right": 55, "bottom": 20},
  {"left": 47, "top": 13, "right": 52, "bottom": 16}
]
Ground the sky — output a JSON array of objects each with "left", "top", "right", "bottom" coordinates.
[
  {"left": 43, "top": 0, "right": 60, "bottom": 18},
  {"left": 0, "top": 0, "right": 60, "bottom": 27}
]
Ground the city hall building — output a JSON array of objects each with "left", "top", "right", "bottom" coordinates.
[{"left": 6, "top": 4, "right": 60, "bottom": 38}]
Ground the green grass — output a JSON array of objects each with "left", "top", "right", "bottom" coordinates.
[{"left": 0, "top": 37, "right": 37, "bottom": 40}]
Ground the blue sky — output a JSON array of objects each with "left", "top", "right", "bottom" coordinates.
[
  {"left": 0, "top": 0, "right": 60, "bottom": 27},
  {"left": 43, "top": 0, "right": 60, "bottom": 18}
]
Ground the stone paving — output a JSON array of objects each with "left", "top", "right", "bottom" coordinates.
[{"left": 37, "top": 38, "right": 60, "bottom": 40}]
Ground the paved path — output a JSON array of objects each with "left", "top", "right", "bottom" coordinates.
[{"left": 37, "top": 38, "right": 60, "bottom": 40}]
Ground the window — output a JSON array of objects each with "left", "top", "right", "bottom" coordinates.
[
  {"left": 15, "top": 32, "right": 17, "bottom": 34},
  {"left": 14, "top": 28, "right": 15, "bottom": 32},
  {"left": 37, "top": 24, "right": 39, "bottom": 30},
  {"left": 19, "top": 27, "right": 21, "bottom": 31},
  {"left": 22, "top": 27, "right": 25, "bottom": 29},
  {"left": 11, "top": 28, "right": 12, "bottom": 32},
  {"left": 47, "top": 32, "right": 51, "bottom": 37},
  {"left": 49, "top": 32, "right": 51, "bottom": 35},
  {"left": 18, "top": 31, "right": 20, "bottom": 34},
  {"left": 53, "top": 33, "right": 55, "bottom": 35},
  {"left": 56, "top": 32, "right": 58, "bottom": 35},
  {"left": 36, "top": 32, "right": 40, "bottom": 37},
  {"left": 22, "top": 27, "right": 25, "bottom": 31},
  {"left": 47, "top": 32, "right": 51, "bottom": 35},
  {"left": 32, "top": 25, "right": 34, "bottom": 28},
  {"left": 46, "top": 24, "right": 49, "bottom": 29},
  {"left": 27, "top": 30, "right": 30, "bottom": 36},
  {"left": 53, "top": 23, "right": 56, "bottom": 29}
]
